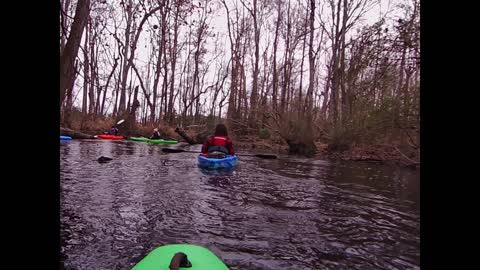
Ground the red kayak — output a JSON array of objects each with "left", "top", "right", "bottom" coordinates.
[{"left": 97, "top": 134, "right": 124, "bottom": 140}]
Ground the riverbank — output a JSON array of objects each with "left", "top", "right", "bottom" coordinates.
[
  {"left": 61, "top": 120, "right": 419, "bottom": 169},
  {"left": 233, "top": 137, "right": 419, "bottom": 169}
]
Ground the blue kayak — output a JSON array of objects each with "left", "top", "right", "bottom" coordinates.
[
  {"left": 60, "top": 136, "right": 72, "bottom": 140},
  {"left": 198, "top": 155, "right": 238, "bottom": 169}
]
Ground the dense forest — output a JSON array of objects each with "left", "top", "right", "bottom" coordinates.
[{"left": 60, "top": 0, "right": 419, "bottom": 165}]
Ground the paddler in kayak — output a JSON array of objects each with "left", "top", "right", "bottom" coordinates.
[
  {"left": 150, "top": 128, "right": 162, "bottom": 139},
  {"left": 201, "top": 124, "right": 235, "bottom": 159},
  {"left": 104, "top": 126, "right": 119, "bottom": 136}
]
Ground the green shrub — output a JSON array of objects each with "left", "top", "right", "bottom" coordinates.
[{"left": 259, "top": 128, "right": 270, "bottom": 139}]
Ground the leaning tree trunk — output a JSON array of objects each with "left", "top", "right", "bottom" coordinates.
[
  {"left": 174, "top": 127, "right": 197, "bottom": 144},
  {"left": 60, "top": 0, "right": 90, "bottom": 107}
]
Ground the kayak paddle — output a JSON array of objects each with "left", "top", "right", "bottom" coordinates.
[{"left": 161, "top": 148, "right": 277, "bottom": 159}]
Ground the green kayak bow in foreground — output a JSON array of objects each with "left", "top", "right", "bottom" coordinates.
[{"left": 132, "top": 244, "right": 229, "bottom": 270}]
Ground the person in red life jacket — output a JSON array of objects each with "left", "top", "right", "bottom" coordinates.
[{"left": 201, "top": 124, "right": 235, "bottom": 158}]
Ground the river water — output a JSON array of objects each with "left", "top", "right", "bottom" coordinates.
[{"left": 60, "top": 139, "right": 419, "bottom": 270}]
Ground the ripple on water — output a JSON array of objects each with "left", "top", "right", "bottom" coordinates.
[{"left": 60, "top": 140, "right": 419, "bottom": 270}]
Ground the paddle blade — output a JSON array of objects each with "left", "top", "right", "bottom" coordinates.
[
  {"left": 116, "top": 119, "right": 125, "bottom": 125},
  {"left": 162, "top": 148, "right": 185, "bottom": 153},
  {"left": 254, "top": 154, "right": 277, "bottom": 159}
]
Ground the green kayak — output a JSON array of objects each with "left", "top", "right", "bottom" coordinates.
[
  {"left": 132, "top": 244, "right": 229, "bottom": 270},
  {"left": 129, "top": 137, "right": 178, "bottom": 144}
]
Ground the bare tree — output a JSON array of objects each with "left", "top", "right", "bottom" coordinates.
[
  {"left": 271, "top": 1, "right": 282, "bottom": 113},
  {"left": 118, "top": 1, "right": 162, "bottom": 116},
  {"left": 60, "top": 0, "right": 91, "bottom": 107}
]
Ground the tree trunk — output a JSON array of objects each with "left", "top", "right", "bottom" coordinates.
[
  {"left": 160, "top": 1, "right": 170, "bottom": 122},
  {"left": 222, "top": 0, "right": 238, "bottom": 125},
  {"left": 63, "top": 60, "right": 78, "bottom": 128},
  {"left": 271, "top": 3, "right": 281, "bottom": 113},
  {"left": 298, "top": 7, "right": 307, "bottom": 111},
  {"left": 168, "top": 2, "right": 180, "bottom": 124},
  {"left": 60, "top": 0, "right": 90, "bottom": 107},
  {"left": 88, "top": 20, "right": 96, "bottom": 114},
  {"left": 339, "top": 0, "right": 349, "bottom": 125},
  {"left": 281, "top": 0, "right": 291, "bottom": 115},
  {"left": 113, "top": 67, "right": 121, "bottom": 117},
  {"left": 191, "top": 21, "right": 205, "bottom": 121},
  {"left": 95, "top": 87, "right": 102, "bottom": 115},
  {"left": 329, "top": 0, "right": 342, "bottom": 125},
  {"left": 321, "top": 58, "right": 332, "bottom": 118},
  {"left": 82, "top": 26, "right": 89, "bottom": 114},
  {"left": 305, "top": 0, "right": 315, "bottom": 118},
  {"left": 248, "top": 0, "right": 260, "bottom": 128},
  {"left": 131, "top": 85, "right": 140, "bottom": 122},
  {"left": 101, "top": 57, "right": 119, "bottom": 116},
  {"left": 174, "top": 127, "right": 197, "bottom": 144},
  {"left": 118, "top": 0, "right": 134, "bottom": 116},
  {"left": 60, "top": 0, "right": 72, "bottom": 54}
]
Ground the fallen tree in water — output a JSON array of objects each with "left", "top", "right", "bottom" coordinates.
[
  {"left": 174, "top": 127, "right": 197, "bottom": 144},
  {"left": 60, "top": 127, "right": 96, "bottom": 139},
  {"left": 174, "top": 127, "right": 209, "bottom": 145}
]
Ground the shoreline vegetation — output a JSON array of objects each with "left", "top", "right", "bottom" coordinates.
[{"left": 60, "top": 113, "right": 419, "bottom": 169}]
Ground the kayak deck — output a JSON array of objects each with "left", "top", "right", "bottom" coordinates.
[{"left": 132, "top": 244, "right": 229, "bottom": 270}]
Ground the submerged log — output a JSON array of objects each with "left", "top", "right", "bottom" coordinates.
[
  {"left": 60, "top": 127, "right": 96, "bottom": 139},
  {"left": 97, "top": 156, "right": 113, "bottom": 163}
]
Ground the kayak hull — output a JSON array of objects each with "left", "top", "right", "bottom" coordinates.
[
  {"left": 150, "top": 139, "right": 178, "bottom": 145},
  {"left": 130, "top": 137, "right": 178, "bottom": 144},
  {"left": 131, "top": 244, "right": 229, "bottom": 270},
  {"left": 60, "top": 136, "right": 72, "bottom": 140},
  {"left": 198, "top": 155, "right": 238, "bottom": 169},
  {"left": 97, "top": 134, "right": 124, "bottom": 140},
  {"left": 129, "top": 137, "right": 151, "bottom": 142}
]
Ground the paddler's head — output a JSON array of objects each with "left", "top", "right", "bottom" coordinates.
[{"left": 214, "top": 124, "right": 228, "bottom": 136}]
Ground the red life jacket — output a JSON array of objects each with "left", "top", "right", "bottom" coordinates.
[
  {"left": 207, "top": 136, "right": 228, "bottom": 154},
  {"left": 202, "top": 135, "right": 235, "bottom": 156},
  {"left": 207, "top": 136, "right": 229, "bottom": 154}
]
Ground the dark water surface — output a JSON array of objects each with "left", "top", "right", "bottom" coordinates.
[{"left": 60, "top": 140, "right": 419, "bottom": 270}]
